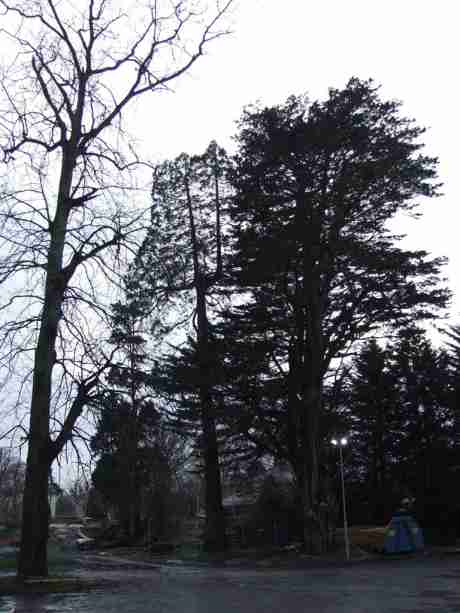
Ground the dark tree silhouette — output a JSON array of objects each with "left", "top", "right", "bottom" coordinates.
[
  {"left": 346, "top": 340, "right": 401, "bottom": 523},
  {"left": 0, "top": 0, "right": 233, "bottom": 577},
  {"left": 131, "top": 143, "right": 230, "bottom": 551},
  {"left": 223, "top": 78, "right": 448, "bottom": 551}
]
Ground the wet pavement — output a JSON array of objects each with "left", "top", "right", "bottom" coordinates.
[{"left": 1, "top": 554, "right": 460, "bottom": 612}]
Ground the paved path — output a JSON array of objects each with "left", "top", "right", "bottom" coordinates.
[{"left": 1, "top": 555, "right": 460, "bottom": 612}]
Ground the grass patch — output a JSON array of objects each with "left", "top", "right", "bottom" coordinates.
[
  {"left": 172, "top": 543, "right": 203, "bottom": 560},
  {"left": 0, "top": 575, "right": 113, "bottom": 595},
  {"left": 0, "top": 559, "right": 15, "bottom": 571},
  {"left": 172, "top": 543, "right": 283, "bottom": 563},
  {"left": 0, "top": 542, "right": 79, "bottom": 573},
  {"left": 172, "top": 543, "right": 240, "bottom": 563}
]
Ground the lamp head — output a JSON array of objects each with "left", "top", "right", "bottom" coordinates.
[{"left": 331, "top": 437, "right": 348, "bottom": 447}]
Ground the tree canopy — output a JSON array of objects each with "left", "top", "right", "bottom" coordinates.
[{"left": 217, "top": 77, "right": 448, "bottom": 550}]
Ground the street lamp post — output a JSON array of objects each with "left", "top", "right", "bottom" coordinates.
[{"left": 331, "top": 437, "right": 350, "bottom": 561}]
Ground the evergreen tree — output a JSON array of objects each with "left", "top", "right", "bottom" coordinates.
[
  {"left": 346, "top": 340, "right": 401, "bottom": 522},
  {"left": 222, "top": 78, "right": 448, "bottom": 550},
  {"left": 91, "top": 292, "right": 158, "bottom": 538},
  {"left": 390, "top": 328, "right": 458, "bottom": 538},
  {"left": 132, "top": 142, "right": 230, "bottom": 551},
  {"left": 443, "top": 323, "right": 460, "bottom": 429},
  {"left": 342, "top": 328, "right": 460, "bottom": 540}
]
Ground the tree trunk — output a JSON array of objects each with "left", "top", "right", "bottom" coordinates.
[
  {"left": 195, "top": 278, "right": 226, "bottom": 552},
  {"left": 128, "top": 503, "right": 138, "bottom": 540},
  {"left": 17, "top": 353, "right": 54, "bottom": 578},
  {"left": 294, "top": 190, "right": 326, "bottom": 553},
  {"left": 17, "top": 441, "right": 50, "bottom": 578},
  {"left": 17, "top": 159, "right": 72, "bottom": 578},
  {"left": 301, "top": 392, "right": 323, "bottom": 553},
  {"left": 17, "top": 311, "right": 60, "bottom": 577},
  {"left": 201, "top": 397, "right": 226, "bottom": 551},
  {"left": 185, "top": 164, "right": 227, "bottom": 551},
  {"left": 17, "top": 346, "right": 56, "bottom": 578}
]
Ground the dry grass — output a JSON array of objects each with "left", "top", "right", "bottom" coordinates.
[{"left": 345, "top": 526, "right": 387, "bottom": 550}]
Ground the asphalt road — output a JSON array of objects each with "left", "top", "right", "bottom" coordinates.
[{"left": 2, "top": 555, "right": 460, "bottom": 612}]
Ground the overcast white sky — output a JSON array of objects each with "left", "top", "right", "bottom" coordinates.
[
  {"left": 130, "top": 0, "right": 459, "bottom": 324},
  {"left": 3, "top": 1, "right": 458, "bottom": 483}
]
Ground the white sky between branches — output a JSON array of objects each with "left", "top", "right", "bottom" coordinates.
[
  {"left": 2, "top": 0, "right": 458, "bottom": 485},
  {"left": 129, "top": 0, "right": 459, "bottom": 322},
  {"left": 74, "top": 0, "right": 458, "bottom": 485}
]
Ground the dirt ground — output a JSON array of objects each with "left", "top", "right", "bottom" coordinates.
[{"left": 3, "top": 552, "right": 460, "bottom": 612}]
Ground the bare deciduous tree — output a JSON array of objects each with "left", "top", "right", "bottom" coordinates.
[{"left": 0, "top": 0, "right": 233, "bottom": 578}]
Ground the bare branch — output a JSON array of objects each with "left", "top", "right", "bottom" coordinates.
[{"left": 0, "top": 0, "right": 233, "bottom": 576}]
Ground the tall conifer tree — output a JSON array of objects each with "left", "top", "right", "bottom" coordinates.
[
  {"left": 132, "top": 142, "right": 230, "bottom": 551},
  {"left": 223, "top": 78, "right": 448, "bottom": 550}
]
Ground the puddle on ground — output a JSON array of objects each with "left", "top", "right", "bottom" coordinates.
[
  {"left": 0, "top": 594, "right": 87, "bottom": 612},
  {"left": 0, "top": 598, "right": 14, "bottom": 613}
]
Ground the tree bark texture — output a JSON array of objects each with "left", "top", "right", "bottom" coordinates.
[
  {"left": 17, "top": 427, "right": 51, "bottom": 577},
  {"left": 17, "top": 153, "right": 74, "bottom": 577}
]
